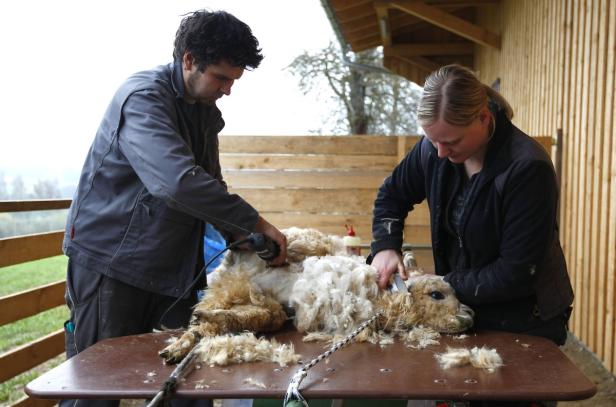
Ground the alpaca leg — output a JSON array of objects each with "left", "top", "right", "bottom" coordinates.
[
  {"left": 194, "top": 303, "right": 288, "bottom": 333},
  {"left": 159, "top": 304, "right": 288, "bottom": 364},
  {"left": 159, "top": 321, "right": 222, "bottom": 364}
]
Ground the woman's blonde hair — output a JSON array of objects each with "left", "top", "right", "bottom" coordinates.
[{"left": 417, "top": 64, "right": 513, "bottom": 127}]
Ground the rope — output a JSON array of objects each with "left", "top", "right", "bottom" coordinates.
[{"left": 283, "top": 312, "right": 382, "bottom": 407}]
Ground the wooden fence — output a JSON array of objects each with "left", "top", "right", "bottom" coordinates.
[
  {"left": 219, "top": 135, "right": 438, "bottom": 266},
  {"left": 0, "top": 199, "right": 69, "bottom": 407},
  {"left": 0, "top": 134, "right": 553, "bottom": 406}
]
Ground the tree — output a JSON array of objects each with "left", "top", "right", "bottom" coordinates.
[
  {"left": 10, "top": 176, "right": 28, "bottom": 199},
  {"left": 287, "top": 42, "right": 421, "bottom": 135},
  {"left": 32, "top": 178, "right": 61, "bottom": 199},
  {"left": 0, "top": 173, "right": 8, "bottom": 200}
]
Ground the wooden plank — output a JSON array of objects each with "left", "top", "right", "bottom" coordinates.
[
  {"left": 0, "top": 200, "right": 71, "bottom": 213},
  {"left": 0, "top": 329, "right": 64, "bottom": 383},
  {"left": 0, "top": 281, "right": 66, "bottom": 327},
  {"left": 222, "top": 170, "right": 391, "bottom": 189},
  {"left": 219, "top": 135, "right": 398, "bottom": 155},
  {"left": 264, "top": 223, "right": 431, "bottom": 246},
  {"left": 580, "top": 0, "right": 592, "bottom": 347},
  {"left": 560, "top": 0, "right": 574, "bottom": 266},
  {"left": 11, "top": 395, "right": 58, "bottom": 407},
  {"left": 231, "top": 188, "right": 378, "bottom": 214},
  {"left": 220, "top": 153, "right": 398, "bottom": 171},
  {"left": 262, "top": 205, "right": 431, "bottom": 229},
  {"left": 570, "top": 0, "right": 583, "bottom": 336},
  {"left": 603, "top": 0, "right": 616, "bottom": 373},
  {"left": 330, "top": 0, "right": 373, "bottom": 12},
  {"left": 398, "top": 135, "right": 422, "bottom": 157},
  {"left": 584, "top": 0, "right": 605, "bottom": 358},
  {"left": 592, "top": 0, "right": 612, "bottom": 362},
  {"left": 421, "top": 0, "right": 499, "bottom": 4},
  {"left": 332, "top": 4, "right": 376, "bottom": 23},
  {"left": 390, "top": 42, "right": 474, "bottom": 56},
  {"left": 0, "top": 232, "right": 64, "bottom": 268},
  {"left": 387, "top": 0, "right": 501, "bottom": 49}
]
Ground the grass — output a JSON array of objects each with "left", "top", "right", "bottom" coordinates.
[
  {"left": 0, "top": 255, "right": 68, "bottom": 296},
  {"left": 0, "top": 256, "right": 69, "bottom": 405}
]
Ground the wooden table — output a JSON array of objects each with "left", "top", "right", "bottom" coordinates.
[{"left": 26, "top": 329, "right": 596, "bottom": 402}]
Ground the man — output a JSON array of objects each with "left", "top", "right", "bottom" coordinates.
[{"left": 61, "top": 10, "right": 287, "bottom": 407}]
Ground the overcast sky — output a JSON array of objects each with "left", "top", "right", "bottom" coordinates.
[{"left": 0, "top": 0, "right": 335, "bottom": 184}]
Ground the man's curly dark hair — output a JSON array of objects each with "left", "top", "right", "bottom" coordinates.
[{"left": 173, "top": 10, "right": 263, "bottom": 71}]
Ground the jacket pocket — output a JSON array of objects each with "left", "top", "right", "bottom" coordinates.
[{"left": 113, "top": 195, "right": 197, "bottom": 270}]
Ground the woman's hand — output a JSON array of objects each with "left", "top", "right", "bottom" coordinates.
[{"left": 372, "top": 249, "right": 406, "bottom": 289}]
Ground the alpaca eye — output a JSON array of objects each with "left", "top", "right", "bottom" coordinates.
[{"left": 429, "top": 291, "right": 445, "bottom": 300}]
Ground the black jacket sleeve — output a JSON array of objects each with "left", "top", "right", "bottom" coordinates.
[{"left": 371, "top": 137, "right": 429, "bottom": 255}]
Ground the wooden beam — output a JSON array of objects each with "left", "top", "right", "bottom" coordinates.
[
  {"left": 397, "top": 55, "right": 441, "bottom": 72},
  {"left": 350, "top": 34, "right": 383, "bottom": 52},
  {"left": 0, "top": 231, "right": 64, "bottom": 268},
  {"left": 375, "top": 5, "right": 392, "bottom": 47},
  {"left": 345, "top": 11, "right": 416, "bottom": 35},
  {"left": 346, "top": 31, "right": 383, "bottom": 48},
  {"left": 0, "top": 199, "right": 71, "bottom": 213},
  {"left": 385, "top": 0, "right": 501, "bottom": 49},
  {"left": 0, "top": 281, "right": 66, "bottom": 326},
  {"left": 390, "top": 42, "right": 475, "bottom": 56},
  {"left": 0, "top": 329, "right": 64, "bottom": 383}
]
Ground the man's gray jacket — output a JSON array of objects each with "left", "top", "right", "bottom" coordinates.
[{"left": 63, "top": 61, "right": 259, "bottom": 298}]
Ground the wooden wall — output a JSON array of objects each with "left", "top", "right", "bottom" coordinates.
[
  {"left": 219, "top": 135, "right": 434, "bottom": 266},
  {"left": 475, "top": 0, "right": 616, "bottom": 374}
]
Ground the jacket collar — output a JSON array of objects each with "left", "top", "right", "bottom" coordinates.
[
  {"left": 170, "top": 59, "right": 185, "bottom": 100},
  {"left": 478, "top": 108, "right": 514, "bottom": 182}
]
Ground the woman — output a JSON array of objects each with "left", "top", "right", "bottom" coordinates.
[{"left": 370, "top": 64, "right": 573, "bottom": 347}]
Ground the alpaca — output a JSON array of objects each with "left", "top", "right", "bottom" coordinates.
[{"left": 159, "top": 227, "right": 474, "bottom": 364}]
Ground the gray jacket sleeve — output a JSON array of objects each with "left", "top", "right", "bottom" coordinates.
[{"left": 117, "top": 89, "right": 259, "bottom": 235}]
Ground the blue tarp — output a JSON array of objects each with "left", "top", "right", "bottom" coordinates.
[{"left": 204, "top": 223, "right": 226, "bottom": 273}]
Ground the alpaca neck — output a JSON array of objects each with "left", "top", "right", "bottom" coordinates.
[{"left": 374, "top": 292, "right": 421, "bottom": 332}]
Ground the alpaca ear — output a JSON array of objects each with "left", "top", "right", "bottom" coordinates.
[{"left": 402, "top": 251, "right": 424, "bottom": 277}]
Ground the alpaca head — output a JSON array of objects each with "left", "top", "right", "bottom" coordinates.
[{"left": 403, "top": 274, "right": 474, "bottom": 333}]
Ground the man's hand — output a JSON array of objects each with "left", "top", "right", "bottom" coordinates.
[
  {"left": 372, "top": 249, "right": 406, "bottom": 289},
  {"left": 253, "top": 216, "right": 287, "bottom": 266}
]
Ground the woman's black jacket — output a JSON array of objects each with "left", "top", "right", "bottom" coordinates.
[{"left": 371, "top": 110, "right": 574, "bottom": 341}]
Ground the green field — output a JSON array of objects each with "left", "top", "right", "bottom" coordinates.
[{"left": 0, "top": 256, "right": 69, "bottom": 404}]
